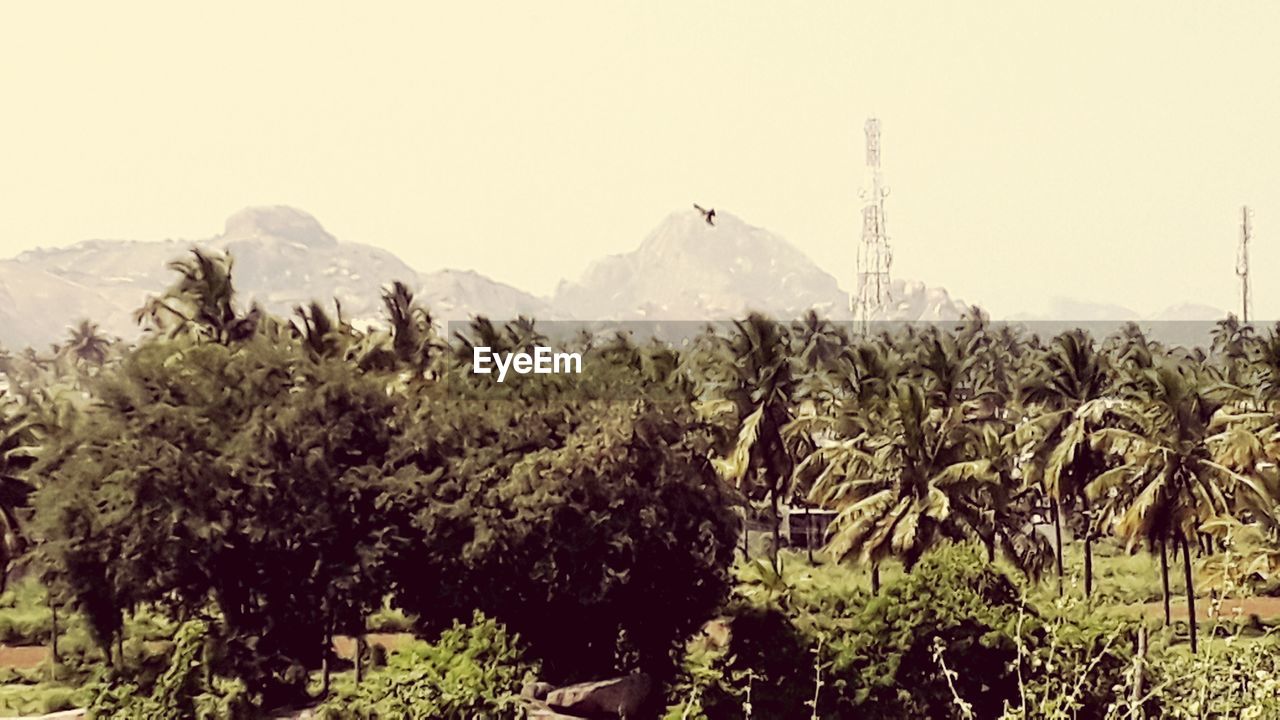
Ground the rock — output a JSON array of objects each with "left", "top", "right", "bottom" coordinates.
[
  {"left": 545, "top": 673, "right": 651, "bottom": 718},
  {"left": 522, "top": 679, "right": 557, "bottom": 699},
  {"left": 525, "top": 700, "right": 592, "bottom": 719}
]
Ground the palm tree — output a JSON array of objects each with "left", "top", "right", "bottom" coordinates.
[
  {"left": 711, "top": 313, "right": 798, "bottom": 571},
  {"left": 0, "top": 393, "right": 39, "bottom": 592},
  {"left": 1018, "top": 329, "right": 1113, "bottom": 597},
  {"left": 62, "top": 321, "right": 113, "bottom": 368},
  {"left": 803, "top": 380, "right": 1004, "bottom": 593},
  {"left": 136, "top": 249, "right": 260, "bottom": 343},
  {"left": 1088, "top": 359, "right": 1251, "bottom": 653}
]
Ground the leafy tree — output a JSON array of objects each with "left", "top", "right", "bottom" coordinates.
[
  {"left": 35, "top": 335, "right": 401, "bottom": 707},
  {"left": 387, "top": 359, "right": 738, "bottom": 688}
]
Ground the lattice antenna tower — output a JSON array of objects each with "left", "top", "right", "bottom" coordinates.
[
  {"left": 854, "top": 118, "right": 893, "bottom": 331},
  {"left": 1238, "top": 206, "right": 1253, "bottom": 323}
]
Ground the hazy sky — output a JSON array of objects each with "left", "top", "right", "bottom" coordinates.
[{"left": 2, "top": 2, "right": 1279, "bottom": 319}]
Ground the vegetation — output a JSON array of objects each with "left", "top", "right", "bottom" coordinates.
[{"left": 4, "top": 249, "right": 1280, "bottom": 716}]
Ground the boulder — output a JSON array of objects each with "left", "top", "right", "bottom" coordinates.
[
  {"left": 545, "top": 673, "right": 651, "bottom": 718},
  {"left": 522, "top": 679, "right": 557, "bottom": 700}
]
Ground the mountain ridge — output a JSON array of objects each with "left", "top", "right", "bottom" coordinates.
[{"left": 0, "top": 205, "right": 1222, "bottom": 349}]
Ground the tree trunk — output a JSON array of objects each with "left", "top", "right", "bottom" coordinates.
[
  {"left": 1082, "top": 494, "right": 1094, "bottom": 599},
  {"left": 805, "top": 508, "right": 814, "bottom": 565},
  {"left": 1159, "top": 538, "right": 1171, "bottom": 627},
  {"left": 321, "top": 611, "right": 333, "bottom": 698},
  {"left": 1052, "top": 501, "right": 1065, "bottom": 597},
  {"left": 871, "top": 563, "right": 881, "bottom": 596},
  {"left": 49, "top": 601, "right": 59, "bottom": 680},
  {"left": 771, "top": 493, "right": 782, "bottom": 574},
  {"left": 1181, "top": 533, "right": 1198, "bottom": 654},
  {"left": 741, "top": 505, "right": 750, "bottom": 560},
  {"left": 355, "top": 634, "right": 365, "bottom": 685}
]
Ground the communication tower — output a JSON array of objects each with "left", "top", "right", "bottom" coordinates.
[
  {"left": 1238, "top": 206, "right": 1253, "bottom": 323},
  {"left": 854, "top": 118, "right": 893, "bottom": 331}
]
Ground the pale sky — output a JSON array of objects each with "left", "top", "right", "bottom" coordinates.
[{"left": 2, "top": 2, "right": 1279, "bottom": 319}]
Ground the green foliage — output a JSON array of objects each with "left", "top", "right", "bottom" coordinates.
[
  {"left": 669, "top": 546, "right": 1136, "bottom": 720},
  {"left": 317, "top": 612, "right": 536, "bottom": 720},
  {"left": 1147, "top": 634, "right": 1280, "bottom": 718},
  {"left": 88, "top": 619, "right": 256, "bottom": 720},
  {"left": 35, "top": 334, "right": 402, "bottom": 706},
  {"left": 0, "top": 682, "right": 86, "bottom": 716},
  {"left": 389, "top": 363, "right": 739, "bottom": 684}
]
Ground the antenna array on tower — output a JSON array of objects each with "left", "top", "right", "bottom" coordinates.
[
  {"left": 1238, "top": 206, "right": 1252, "bottom": 323},
  {"left": 854, "top": 118, "right": 893, "bottom": 330}
]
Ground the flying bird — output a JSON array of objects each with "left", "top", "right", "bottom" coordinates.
[{"left": 693, "top": 204, "right": 716, "bottom": 226}]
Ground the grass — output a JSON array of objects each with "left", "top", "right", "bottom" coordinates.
[{"left": 0, "top": 681, "right": 86, "bottom": 716}]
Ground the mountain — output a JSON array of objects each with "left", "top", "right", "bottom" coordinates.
[
  {"left": 420, "top": 269, "right": 558, "bottom": 325},
  {"left": 0, "top": 207, "right": 548, "bottom": 348},
  {"left": 552, "top": 208, "right": 967, "bottom": 322},
  {"left": 0, "top": 204, "right": 985, "bottom": 349}
]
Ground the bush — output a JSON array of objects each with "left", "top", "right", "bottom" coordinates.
[
  {"left": 0, "top": 607, "right": 52, "bottom": 644},
  {"left": 0, "top": 682, "right": 87, "bottom": 716},
  {"left": 318, "top": 612, "right": 537, "bottom": 720},
  {"left": 667, "top": 544, "right": 1136, "bottom": 720},
  {"left": 87, "top": 619, "right": 258, "bottom": 720}
]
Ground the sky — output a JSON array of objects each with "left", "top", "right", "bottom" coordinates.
[{"left": 2, "top": 2, "right": 1279, "bottom": 319}]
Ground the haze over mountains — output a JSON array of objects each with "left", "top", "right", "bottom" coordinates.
[{"left": 0, "top": 206, "right": 1227, "bottom": 349}]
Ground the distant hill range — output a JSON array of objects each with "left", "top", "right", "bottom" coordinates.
[{"left": 0, "top": 206, "right": 1227, "bottom": 349}]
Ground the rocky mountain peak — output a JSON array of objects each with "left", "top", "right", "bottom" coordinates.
[{"left": 217, "top": 206, "right": 339, "bottom": 249}]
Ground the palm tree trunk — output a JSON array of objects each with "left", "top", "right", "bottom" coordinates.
[
  {"left": 1052, "top": 501, "right": 1065, "bottom": 597},
  {"left": 871, "top": 563, "right": 881, "bottom": 596},
  {"left": 1181, "top": 533, "right": 1198, "bottom": 654},
  {"left": 771, "top": 493, "right": 782, "bottom": 574},
  {"left": 741, "top": 505, "right": 750, "bottom": 560},
  {"left": 1159, "top": 538, "right": 1171, "bottom": 627},
  {"left": 1082, "top": 494, "right": 1094, "bottom": 599},
  {"left": 322, "top": 617, "right": 333, "bottom": 698},
  {"left": 49, "top": 601, "right": 59, "bottom": 680},
  {"left": 805, "top": 508, "right": 814, "bottom": 564},
  {"left": 355, "top": 634, "right": 365, "bottom": 685}
]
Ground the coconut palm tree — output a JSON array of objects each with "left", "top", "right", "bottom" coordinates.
[
  {"left": 62, "top": 320, "right": 113, "bottom": 369},
  {"left": 804, "top": 379, "right": 1004, "bottom": 593},
  {"left": 1018, "top": 329, "right": 1114, "bottom": 597},
  {"left": 1088, "top": 359, "right": 1254, "bottom": 653},
  {"left": 0, "top": 393, "right": 39, "bottom": 592},
  {"left": 711, "top": 313, "right": 798, "bottom": 571},
  {"left": 135, "top": 249, "right": 261, "bottom": 344}
]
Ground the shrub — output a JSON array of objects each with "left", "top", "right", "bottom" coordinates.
[
  {"left": 87, "top": 619, "right": 258, "bottom": 720},
  {"left": 318, "top": 612, "right": 537, "bottom": 720},
  {"left": 667, "top": 544, "right": 1136, "bottom": 720}
]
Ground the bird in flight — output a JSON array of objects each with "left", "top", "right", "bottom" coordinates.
[{"left": 693, "top": 204, "right": 716, "bottom": 226}]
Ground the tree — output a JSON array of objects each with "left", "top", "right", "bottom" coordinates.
[
  {"left": 35, "top": 334, "right": 401, "bottom": 707},
  {"left": 135, "top": 249, "right": 262, "bottom": 343},
  {"left": 0, "top": 391, "right": 39, "bottom": 591},
  {"left": 1018, "top": 329, "right": 1113, "bottom": 597},
  {"left": 708, "top": 314, "right": 799, "bottom": 571},
  {"left": 1088, "top": 359, "right": 1250, "bottom": 653},
  {"left": 805, "top": 380, "right": 1006, "bottom": 592},
  {"left": 386, "top": 357, "right": 738, "bottom": 689}
]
